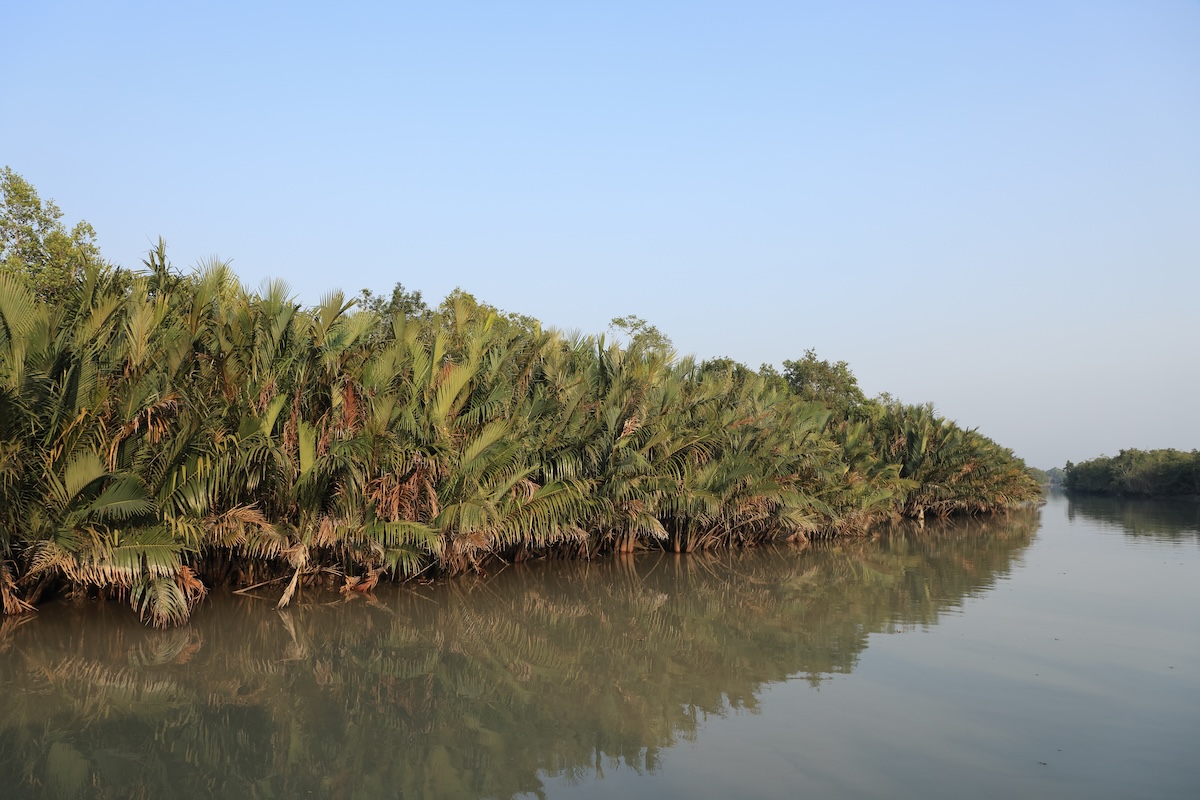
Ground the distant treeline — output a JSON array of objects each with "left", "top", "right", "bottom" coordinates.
[
  {"left": 1064, "top": 449, "right": 1200, "bottom": 498},
  {"left": 0, "top": 167, "right": 1041, "bottom": 625}
]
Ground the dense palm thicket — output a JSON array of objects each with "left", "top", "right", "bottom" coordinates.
[
  {"left": 0, "top": 169, "right": 1040, "bottom": 625},
  {"left": 1064, "top": 449, "right": 1200, "bottom": 497}
]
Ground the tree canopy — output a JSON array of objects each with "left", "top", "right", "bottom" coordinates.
[
  {"left": 781, "top": 348, "right": 867, "bottom": 417},
  {"left": 0, "top": 167, "right": 104, "bottom": 302},
  {"left": 609, "top": 314, "right": 673, "bottom": 353},
  {"left": 1064, "top": 449, "right": 1200, "bottom": 497},
  {"left": 357, "top": 281, "right": 428, "bottom": 319}
]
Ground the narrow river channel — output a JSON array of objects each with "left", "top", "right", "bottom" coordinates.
[{"left": 2, "top": 493, "right": 1196, "bottom": 798}]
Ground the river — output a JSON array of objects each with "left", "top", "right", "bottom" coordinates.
[{"left": 1, "top": 493, "right": 1196, "bottom": 798}]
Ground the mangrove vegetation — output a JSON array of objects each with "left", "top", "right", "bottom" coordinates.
[
  {"left": 1063, "top": 449, "right": 1200, "bottom": 499},
  {"left": 0, "top": 168, "right": 1041, "bottom": 626}
]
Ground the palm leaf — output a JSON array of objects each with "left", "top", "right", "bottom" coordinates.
[{"left": 87, "top": 475, "right": 155, "bottom": 522}]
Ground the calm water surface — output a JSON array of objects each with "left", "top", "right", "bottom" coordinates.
[{"left": 1, "top": 494, "right": 1197, "bottom": 798}]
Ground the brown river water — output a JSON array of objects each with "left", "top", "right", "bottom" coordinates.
[{"left": 1, "top": 493, "right": 1197, "bottom": 798}]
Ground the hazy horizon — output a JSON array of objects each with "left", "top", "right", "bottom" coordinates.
[{"left": 5, "top": 1, "right": 1197, "bottom": 469}]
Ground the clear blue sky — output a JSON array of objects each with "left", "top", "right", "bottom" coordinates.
[{"left": 5, "top": 1, "right": 1198, "bottom": 469}]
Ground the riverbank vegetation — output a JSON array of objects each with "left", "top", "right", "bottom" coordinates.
[
  {"left": 0, "top": 167, "right": 1040, "bottom": 625},
  {"left": 1064, "top": 449, "right": 1200, "bottom": 498}
]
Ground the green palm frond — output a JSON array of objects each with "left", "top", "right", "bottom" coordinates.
[
  {"left": 87, "top": 475, "right": 155, "bottom": 522},
  {"left": 130, "top": 574, "right": 193, "bottom": 628}
]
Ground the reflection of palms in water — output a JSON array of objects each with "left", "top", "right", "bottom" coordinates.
[{"left": 0, "top": 509, "right": 1037, "bottom": 798}]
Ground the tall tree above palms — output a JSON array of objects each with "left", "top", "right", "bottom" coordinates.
[{"left": 0, "top": 167, "right": 104, "bottom": 303}]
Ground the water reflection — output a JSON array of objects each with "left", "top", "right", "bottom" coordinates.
[
  {"left": 1065, "top": 492, "right": 1200, "bottom": 540},
  {"left": 0, "top": 509, "right": 1038, "bottom": 799}
]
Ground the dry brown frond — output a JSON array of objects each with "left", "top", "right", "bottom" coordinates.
[
  {"left": 285, "top": 395, "right": 301, "bottom": 453},
  {"left": 0, "top": 561, "right": 34, "bottom": 615},
  {"left": 25, "top": 539, "right": 77, "bottom": 580},
  {"left": 205, "top": 505, "right": 272, "bottom": 547},
  {"left": 107, "top": 395, "right": 182, "bottom": 469},
  {"left": 257, "top": 378, "right": 277, "bottom": 414},
  {"left": 176, "top": 565, "right": 207, "bottom": 604},
  {"left": 341, "top": 382, "right": 362, "bottom": 434},
  {"left": 276, "top": 567, "right": 303, "bottom": 609},
  {"left": 341, "top": 566, "right": 383, "bottom": 594},
  {"left": 367, "top": 473, "right": 416, "bottom": 522},
  {"left": 315, "top": 515, "right": 339, "bottom": 548},
  {"left": 424, "top": 469, "right": 440, "bottom": 518},
  {"left": 282, "top": 542, "right": 309, "bottom": 569}
]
